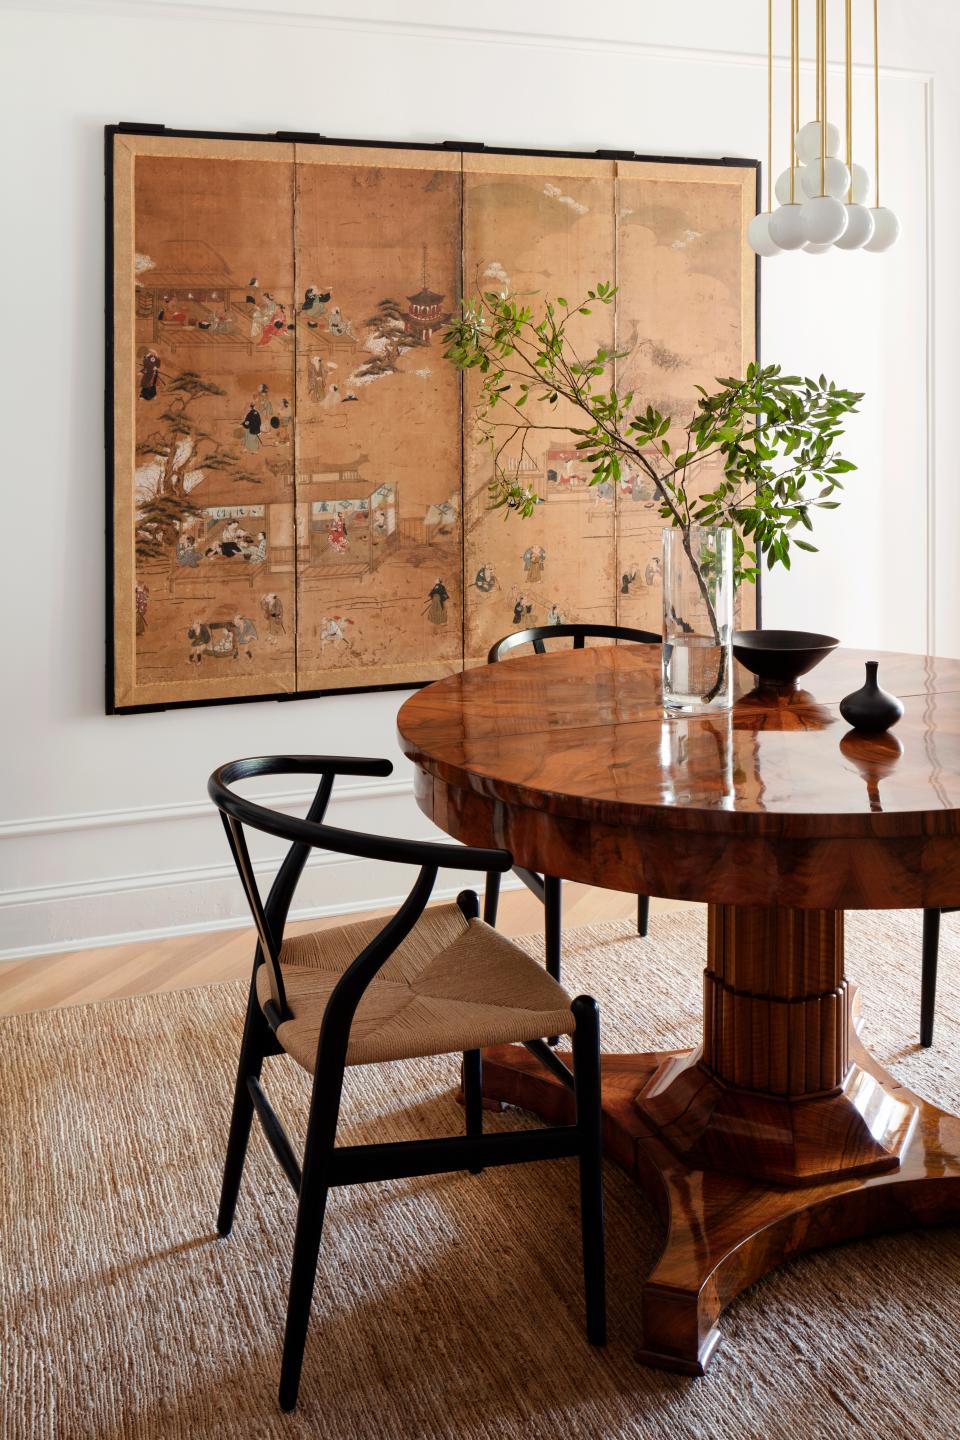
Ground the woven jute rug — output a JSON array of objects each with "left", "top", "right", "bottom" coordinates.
[{"left": 4, "top": 911, "right": 960, "bottom": 1440}]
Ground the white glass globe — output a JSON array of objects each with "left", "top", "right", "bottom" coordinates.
[
  {"left": 795, "top": 120, "right": 842, "bottom": 165},
  {"left": 801, "top": 195, "right": 848, "bottom": 244},
  {"left": 768, "top": 204, "right": 807, "bottom": 251},
  {"left": 849, "top": 163, "right": 871, "bottom": 205},
  {"left": 863, "top": 206, "right": 901, "bottom": 252},
  {"left": 804, "top": 241, "right": 833, "bottom": 254},
  {"left": 833, "top": 203, "right": 876, "bottom": 250},
  {"left": 800, "top": 156, "right": 851, "bottom": 200},
  {"left": 775, "top": 165, "right": 807, "bottom": 206},
  {"left": 747, "top": 211, "right": 782, "bottom": 257}
]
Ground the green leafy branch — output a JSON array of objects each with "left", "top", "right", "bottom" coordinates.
[{"left": 443, "top": 283, "right": 862, "bottom": 591}]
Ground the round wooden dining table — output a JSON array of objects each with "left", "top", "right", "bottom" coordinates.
[{"left": 396, "top": 643, "right": 960, "bottom": 1373}]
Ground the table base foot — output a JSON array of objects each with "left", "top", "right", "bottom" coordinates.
[
  {"left": 635, "top": 1328, "right": 721, "bottom": 1376},
  {"left": 480, "top": 1038, "right": 960, "bottom": 1372}
]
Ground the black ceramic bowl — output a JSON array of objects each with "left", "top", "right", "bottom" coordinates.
[{"left": 732, "top": 629, "right": 839, "bottom": 686}]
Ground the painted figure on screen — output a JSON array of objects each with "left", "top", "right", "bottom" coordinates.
[{"left": 425, "top": 579, "right": 449, "bottom": 626}]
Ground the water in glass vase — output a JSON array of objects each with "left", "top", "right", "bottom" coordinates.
[
  {"left": 661, "top": 526, "right": 733, "bottom": 712},
  {"left": 662, "top": 635, "right": 728, "bottom": 710}
]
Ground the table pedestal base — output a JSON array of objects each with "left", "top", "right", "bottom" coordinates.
[{"left": 480, "top": 1024, "right": 960, "bottom": 1373}]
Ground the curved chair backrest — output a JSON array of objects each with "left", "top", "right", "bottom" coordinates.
[
  {"left": 488, "top": 623, "right": 661, "bottom": 664},
  {"left": 208, "top": 755, "right": 512, "bottom": 1037}
]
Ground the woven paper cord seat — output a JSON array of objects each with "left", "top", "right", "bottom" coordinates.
[{"left": 256, "top": 903, "right": 575, "bottom": 1070}]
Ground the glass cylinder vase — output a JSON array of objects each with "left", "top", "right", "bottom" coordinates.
[{"left": 661, "top": 525, "right": 733, "bottom": 712}]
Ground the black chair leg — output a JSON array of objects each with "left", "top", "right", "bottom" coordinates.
[
  {"left": 571, "top": 995, "right": 606, "bottom": 1346},
  {"left": 217, "top": 976, "right": 272, "bottom": 1236},
  {"left": 545, "top": 876, "right": 562, "bottom": 1045},
  {"left": 278, "top": 1167, "right": 331, "bottom": 1412},
  {"left": 279, "top": 1054, "right": 346, "bottom": 1413},
  {"left": 483, "top": 870, "right": 502, "bottom": 926},
  {"left": 463, "top": 1049, "right": 484, "bottom": 1174},
  {"left": 920, "top": 908, "right": 942, "bottom": 1048},
  {"left": 637, "top": 894, "right": 650, "bottom": 938}
]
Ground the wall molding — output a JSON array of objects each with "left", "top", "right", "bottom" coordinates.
[
  {"left": 0, "top": 844, "right": 354, "bottom": 911},
  {"left": 0, "top": 775, "right": 424, "bottom": 958},
  {"left": 0, "top": 0, "right": 933, "bottom": 83},
  {"left": 923, "top": 75, "right": 937, "bottom": 654},
  {"left": 0, "top": 775, "right": 413, "bottom": 841}
]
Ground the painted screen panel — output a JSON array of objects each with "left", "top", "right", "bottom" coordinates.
[
  {"left": 461, "top": 154, "right": 618, "bottom": 666},
  {"left": 111, "top": 135, "right": 297, "bottom": 708},
  {"left": 614, "top": 161, "right": 758, "bottom": 635},
  {"left": 292, "top": 146, "right": 463, "bottom": 692}
]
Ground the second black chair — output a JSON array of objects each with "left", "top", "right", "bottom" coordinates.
[
  {"left": 920, "top": 906, "right": 958, "bottom": 1047},
  {"left": 484, "top": 624, "right": 661, "bottom": 1028}
]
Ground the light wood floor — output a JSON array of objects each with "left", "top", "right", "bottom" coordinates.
[{"left": 0, "top": 887, "right": 690, "bottom": 1016}]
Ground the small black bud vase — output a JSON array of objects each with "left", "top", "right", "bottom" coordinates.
[{"left": 838, "top": 660, "right": 904, "bottom": 733}]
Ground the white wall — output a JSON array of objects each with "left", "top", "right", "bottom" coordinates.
[{"left": 1, "top": 0, "right": 957, "bottom": 957}]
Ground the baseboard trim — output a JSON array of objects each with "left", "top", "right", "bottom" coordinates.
[{"left": 0, "top": 873, "right": 524, "bottom": 962}]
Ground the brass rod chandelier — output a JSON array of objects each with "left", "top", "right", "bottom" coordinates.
[{"left": 748, "top": 0, "right": 900, "bottom": 255}]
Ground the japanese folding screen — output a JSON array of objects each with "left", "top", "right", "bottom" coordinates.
[{"left": 107, "top": 129, "right": 757, "bottom": 711}]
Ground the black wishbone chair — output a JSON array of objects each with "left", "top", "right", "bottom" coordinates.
[
  {"left": 485, "top": 625, "right": 661, "bottom": 1038},
  {"left": 208, "top": 755, "right": 606, "bottom": 1413}
]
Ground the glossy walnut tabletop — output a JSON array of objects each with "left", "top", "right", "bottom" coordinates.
[
  {"left": 398, "top": 644, "right": 960, "bottom": 909},
  {"left": 397, "top": 643, "right": 960, "bottom": 1377}
]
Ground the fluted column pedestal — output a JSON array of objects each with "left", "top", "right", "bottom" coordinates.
[
  {"left": 637, "top": 904, "right": 914, "bottom": 1185},
  {"left": 703, "top": 906, "right": 850, "bottom": 1094}
]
